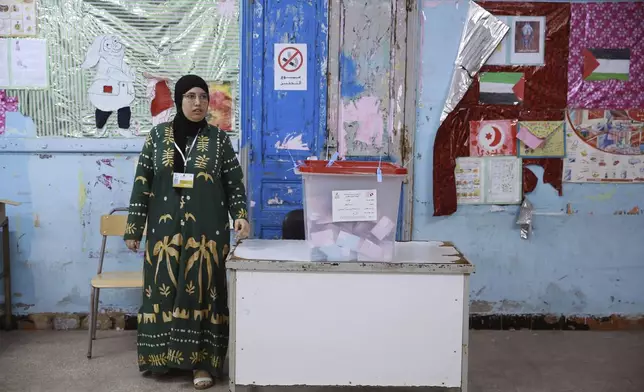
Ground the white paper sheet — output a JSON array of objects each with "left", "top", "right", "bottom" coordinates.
[
  {"left": 331, "top": 189, "right": 377, "bottom": 222},
  {"left": 10, "top": 38, "right": 48, "bottom": 88},
  {"left": 0, "top": 39, "right": 10, "bottom": 87},
  {"left": 486, "top": 157, "right": 522, "bottom": 204}
]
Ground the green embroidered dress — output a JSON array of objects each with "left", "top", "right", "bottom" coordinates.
[{"left": 124, "top": 123, "right": 247, "bottom": 377}]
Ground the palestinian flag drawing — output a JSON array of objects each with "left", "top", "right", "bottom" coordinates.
[
  {"left": 583, "top": 48, "right": 630, "bottom": 81},
  {"left": 478, "top": 72, "right": 525, "bottom": 105}
]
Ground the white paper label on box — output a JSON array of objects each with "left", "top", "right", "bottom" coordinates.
[{"left": 331, "top": 189, "right": 377, "bottom": 222}]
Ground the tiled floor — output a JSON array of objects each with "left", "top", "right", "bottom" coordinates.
[{"left": 0, "top": 330, "right": 643, "bottom": 391}]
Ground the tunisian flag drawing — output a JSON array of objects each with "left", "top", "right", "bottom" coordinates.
[{"left": 469, "top": 119, "right": 517, "bottom": 157}]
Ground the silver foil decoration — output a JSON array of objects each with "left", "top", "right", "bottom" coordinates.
[
  {"left": 6, "top": 0, "right": 240, "bottom": 138},
  {"left": 516, "top": 197, "right": 534, "bottom": 240},
  {"left": 439, "top": 1, "right": 509, "bottom": 125}
]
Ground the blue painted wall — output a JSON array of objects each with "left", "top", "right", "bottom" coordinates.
[
  {"left": 413, "top": 0, "right": 644, "bottom": 316},
  {"left": 244, "top": 0, "right": 327, "bottom": 239}
]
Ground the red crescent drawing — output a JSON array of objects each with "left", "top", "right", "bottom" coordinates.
[{"left": 488, "top": 126, "right": 502, "bottom": 148}]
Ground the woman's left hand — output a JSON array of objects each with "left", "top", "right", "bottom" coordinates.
[{"left": 234, "top": 219, "right": 250, "bottom": 240}]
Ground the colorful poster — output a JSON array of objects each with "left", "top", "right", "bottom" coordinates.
[
  {"left": 567, "top": 2, "right": 643, "bottom": 109},
  {"left": 470, "top": 119, "right": 517, "bottom": 157},
  {"left": 563, "top": 109, "right": 644, "bottom": 183},
  {"left": 207, "top": 81, "right": 233, "bottom": 132},
  {"left": 0, "top": 0, "right": 37, "bottom": 37},
  {"left": 518, "top": 121, "right": 565, "bottom": 158},
  {"left": 454, "top": 157, "right": 522, "bottom": 205},
  {"left": 455, "top": 158, "right": 483, "bottom": 204}
]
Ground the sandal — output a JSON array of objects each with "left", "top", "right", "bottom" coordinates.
[{"left": 193, "top": 370, "right": 214, "bottom": 390}]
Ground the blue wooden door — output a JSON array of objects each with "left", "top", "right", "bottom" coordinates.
[{"left": 242, "top": 0, "right": 328, "bottom": 239}]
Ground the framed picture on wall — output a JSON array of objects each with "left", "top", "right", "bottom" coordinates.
[
  {"left": 485, "top": 15, "right": 546, "bottom": 66},
  {"left": 510, "top": 16, "right": 546, "bottom": 65}
]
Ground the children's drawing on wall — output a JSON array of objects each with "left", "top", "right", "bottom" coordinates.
[
  {"left": 564, "top": 109, "right": 644, "bottom": 183},
  {"left": 144, "top": 72, "right": 173, "bottom": 126},
  {"left": 81, "top": 35, "right": 136, "bottom": 138},
  {"left": 470, "top": 119, "right": 517, "bottom": 157},
  {"left": 0, "top": 0, "right": 37, "bottom": 37},
  {"left": 206, "top": 81, "right": 233, "bottom": 132}
]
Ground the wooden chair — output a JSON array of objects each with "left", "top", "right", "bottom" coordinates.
[{"left": 87, "top": 207, "right": 144, "bottom": 359}]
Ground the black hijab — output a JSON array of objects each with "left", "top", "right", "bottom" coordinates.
[{"left": 172, "top": 75, "right": 209, "bottom": 174}]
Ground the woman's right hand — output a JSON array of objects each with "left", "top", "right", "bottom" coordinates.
[{"left": 125, "top": 239, "right": 140, "bottom": 252}]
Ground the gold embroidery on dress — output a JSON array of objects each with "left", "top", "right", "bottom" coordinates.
[
  {"left": 186, "top": 281, "right": 196, "bottom": 295},
  {"left": 184, "top": 212, "right": 196, "bottom": 222},
  {"left": 190, "top": 349, "right": 208, "bottom": 364},
  {"left": 237, "top": 208, "right": 248, "bottom": 219},
  {"left": 162, "top": 148, "right": 174, "bottom": 167},
  {"left": 153, "top": 304, "right": 159, "bottom": 313},
  {"left": 173, "top": 307, "right": 189, "bottom": 319},
  {"left": 134, "top": 176, "right": 148, "bottom": 184},
  {"left": 196, "top": 172, "right": 214, "bottom": 182},
  {"left": 153, "top": 234, "right": 182, "bottom": 286},
  {"left": 167, "top": 349, "right": 184, "bottom": 364},
  {"left": 211, "top": 355, "right": 222, "bottom": 368},
  {"left": 163, "top": 126, "right": 174, "bottom": 145},
  {"left": 195, "top": 155, "right": 209, "bottom": 169},
  {"left": 145, "top": 286, "right": 152, "bottom": 298},
  {"left": 159, "top": 283, "right": 172, "bottom": 297},
  {"left": 148, "top": 353, "right": 168, "bottom": 366},
  {"left": 158, "top": 214, "right": 172, "bottom": 223},
  {"left": 143, "top": 132, "right": 153, "bottom": 149},
  {"left": 193, "top": 309, "right": 209, "bottom": 320},
  {"left": 185, "top": 236, "right": 219, "bottom": 303},
  {"left": 143, "top": 313, "right": 157, "bottom": 323},
  {"left": 197, "top": 135, "right": 209, "bottom": 152},
  {"left": 211, "top": 313, "right": 229, "bottom": 325},
  {"left": 162, "top": 311, "right": 173, "bottom": 323}
]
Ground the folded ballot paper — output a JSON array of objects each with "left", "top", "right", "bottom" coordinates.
[{"left": 308, "top": 215, "right": 396, "bottom": 262}]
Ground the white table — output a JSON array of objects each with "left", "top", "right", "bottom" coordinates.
[{"left": 226, "top": 239, "right": 475, "bottom": 392}]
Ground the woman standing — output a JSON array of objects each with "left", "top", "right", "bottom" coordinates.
[{"left": 124, "top": 75, "right": 249, "bottom": 389}]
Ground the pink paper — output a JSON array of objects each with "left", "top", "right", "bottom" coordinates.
[
  {"left": 516, "top": 127, "right": 545, "bottom": 149},
  {"left": 309, "top": 229, "right": 336, "bottom": 247},
  {"left": 336, "top": 230, "right": 362, "bottom": 251},
  {"left": 358, "top": 239, "right": 383, "bottom": 260},
  {"left": 370, "top": 216, "right": 395, "bottom": 241}
]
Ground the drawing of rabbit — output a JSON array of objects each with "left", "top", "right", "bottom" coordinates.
[{"left": 81, "top": 35, "right": 136, "bottom": 137}]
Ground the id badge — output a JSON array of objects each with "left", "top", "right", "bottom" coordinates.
[{"left": 173, "top": 173, "right": 194, "bottom": 189}]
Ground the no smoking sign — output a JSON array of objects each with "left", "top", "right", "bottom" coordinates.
[{"left": 274, "top": 43, "right": 307, "bottom": 91}]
